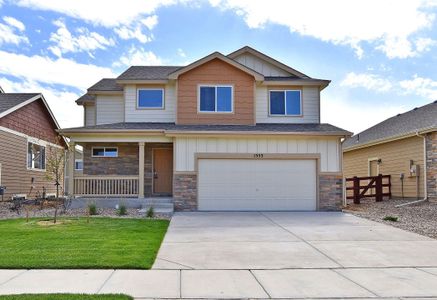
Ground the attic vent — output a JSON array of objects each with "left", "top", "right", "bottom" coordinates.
[
  {"left": 413, "top": 107, "right": 418, "bottom": 110},
  {"left": 434, "top": 100, "right": 437, "bottom": 103},
  {"left": 396, "top": 113, "right": 401, "bottom": 116}
]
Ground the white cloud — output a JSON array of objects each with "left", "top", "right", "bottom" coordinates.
[
  {"left": 399, "top": 75, "right": 437, "bottom": 99},
  {"left": 49, "top": 19, "right": 115, "bottom": 57},
  {"left": 115, "top": 47, "right": 163, "bottom": 66},
  {"left": 341, "top": 72, "right": 437, "bottom": 100},
  {"left": 0, "top": 16, "right": 29, "bottom": 45},
  {"left": 177, "top": 48, "right": 187, "bottom": 58},
  {"left": 415, "top": 37, "right": 437, "bottom": 52},
  {"left": 209, "top": 0, "right": 437, "bottom": 59},
  {"left": 114, "top": 24, "right": 153, "bottom": 43},
  {"left": 0, "top": 50, "right": 115, "bottom": 90},
  {"left": 340, "top": 72, "right": 393, "bottom": 92},
  {"left": 16, "top": 0, "right": 175, "bottom": 27},
  {"left": 141, "top": 15, "right": 158, "bottom": 30},
  {"left": 0, "top": 77, "right": 82, "bottom": 128},
  {"left": 321, "top": 94, "right": 407, "bottom": 134},
  {"left": 3, "top": 16, "right": 26, "bottom": 31}
]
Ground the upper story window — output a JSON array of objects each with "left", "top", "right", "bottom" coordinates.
[
  {"left": 199, "top": 85, "right": 233, "bottom": 113},
  {"left": 269, "top": 90, "right": 302, "bottom": 116},
  {"left": 137, "top": 89, "right": 164, "bottom": 109},
  {"left": 75, "top": 159, "right": 83, "bottom": 170},
  {"left": 92, "top": 147, "right": 118, "bottom": 158},
  {"left": 27, "top": 142, "right": 45, "bottom": 170}
]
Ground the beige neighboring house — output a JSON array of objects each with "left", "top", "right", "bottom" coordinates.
[
  {"left": 343, "top": 101, "right": 437, "bottom": 200},
  {"left": 60, "top": 46, "right": 351, "bottom": 211}
]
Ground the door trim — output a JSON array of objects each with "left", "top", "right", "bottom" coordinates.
[
  {"left": 152, "top": 147, "right": 173, "bottom": 195},
  {"left": 194, "top": 152, "right": 320, "bottom": 210}
]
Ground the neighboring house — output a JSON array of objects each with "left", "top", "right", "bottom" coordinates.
[
  {"left": 0, "top": 93, "right": 67, "bottom": 200},
  {"left": 343, "top": 101, "right": 437, "bottom": 200},
  {"left": 60, "top": 46, "right": 351, "bottom": 211}
]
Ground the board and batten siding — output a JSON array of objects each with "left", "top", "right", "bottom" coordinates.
[
  {"left": 233, "top": 52, "right": 291, "bottom": 76},
  {"left": 174, "top": 136, "right": 340, "bottom": 172},
  {"left": 343, "top": 136, "right": 425, "bottom": 198},
  {"left": 255, "top": 86, "right": 320, "bottom": 123},
  {"left": 124, "top": 84, "right": 176, "bottom": 122},
  {"left": 84, "top": 105, "right": 96, "bottom": 126},
  {"left": 95, "top": 95, "right": 124, "bottom": 125}
]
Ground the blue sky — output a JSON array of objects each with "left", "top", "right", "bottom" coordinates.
[{"left": 0, "top": 0, "right": 436, "bottom": 133}]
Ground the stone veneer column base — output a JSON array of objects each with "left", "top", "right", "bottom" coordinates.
[
  {"left": 319, "top": 174, "right": 343, "bottom": 211},
  {"left": 426, "top": 132, "right": 437, "bottom": 201},
  {"left": 173, "top": 173, "right": 197, "bottom": 211}
]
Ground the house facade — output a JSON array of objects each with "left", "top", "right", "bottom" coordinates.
[
  {"left": 61, "top": 47, "right": 351, "bottom": 211},
  {"left": 343, "top": 101, "right": 437, "bottom": 201},
  {"left": 0, "top": 93, "right": 67, "bottom": 200}
]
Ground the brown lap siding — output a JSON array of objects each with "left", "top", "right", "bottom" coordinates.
[{"left": 177, "top": 58, "right": 255, "bottom": 125}]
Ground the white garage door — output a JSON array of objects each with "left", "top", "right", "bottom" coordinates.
[{"left": 198, "top": 159, "right": 317, "bottom": 211}]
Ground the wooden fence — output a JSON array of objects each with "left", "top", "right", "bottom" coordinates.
[{"left": 346, "top": 174, "right": 391, "bottom": 204}]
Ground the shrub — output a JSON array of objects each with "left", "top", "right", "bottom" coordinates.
[
  {"left": 117, "top": 204, "right": 127, "bottom": 216},
  {"left": 146, "top": 206, "right": 154, "bottom": 218},
  {"left": 88, "top": 203, "right": 97, "bottom": 216},
  {"left": 383, "top": 216, "right": 398, "bottom": 222}
]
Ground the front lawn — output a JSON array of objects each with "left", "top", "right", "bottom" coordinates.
[
  {"left": 0, "top": 295, "right": 132, "bottom": 300},
  {"left": 0, "top": 218, "right": 169, "bottom": 269}
]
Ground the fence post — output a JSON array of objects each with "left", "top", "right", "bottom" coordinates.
[
  {"left": 353, "top": 176, "right": 360, "bottom": 204},
  {"left": 376, "top": 174, "right": 383, "bottom": 202}
]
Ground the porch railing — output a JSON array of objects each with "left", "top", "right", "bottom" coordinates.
[{"left": 74, "top": 176, "right": 139, "bottom": 197}]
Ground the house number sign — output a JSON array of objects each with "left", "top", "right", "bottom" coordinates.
[{"left": 253, "top": 153, "right": 264, "bottom": 158}]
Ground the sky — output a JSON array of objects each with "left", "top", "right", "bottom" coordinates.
[{"left": 0, "top": 0, "right": 436, "bottom": 134}]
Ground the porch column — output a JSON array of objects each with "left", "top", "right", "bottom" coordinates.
[
  {"left": 67, "top": 141, "right": 75, "bottom": 196},
  {"left": 138, "top": 142, "right": 145, "bottom": 198}
]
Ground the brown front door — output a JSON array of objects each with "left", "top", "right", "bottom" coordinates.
[{"left": 153, "top": 148, "right": 173, "bottom": 194}]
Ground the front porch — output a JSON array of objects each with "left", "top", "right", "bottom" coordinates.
[{"left": 66, "top": 140, "right": 174, "bottom": 200}]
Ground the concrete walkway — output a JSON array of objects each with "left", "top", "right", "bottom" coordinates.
[{"left": 1, "top": 212, "right": 437, "bottom": 299}]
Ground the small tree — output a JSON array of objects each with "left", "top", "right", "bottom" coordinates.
[{"left": 45, "top": 138, "right": 66, "bottom": 223}]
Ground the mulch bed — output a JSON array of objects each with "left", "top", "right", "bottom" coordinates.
[{"left": 344, "top": 198, "right": 437, "bottom": 239}]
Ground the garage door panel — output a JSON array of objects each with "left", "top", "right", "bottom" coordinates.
[{"left": 198, "top": 159, "right": 317, "bottom": 211}]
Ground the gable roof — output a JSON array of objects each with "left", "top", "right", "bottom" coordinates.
[
  {"left": 88, "top": 78, "right": 123, "bottom": 92},
  {"left": 118, "top": 66, "right": 181, "bottom": 81},
  {"left": 228, "top": 46, "right": 310, "bottom": 79},
  {"left": 168, "top": 52, "right": 264, "bottom": 81},
  {"left": 0, "top": 93, "right": 41, "bottom": 116},
  {"left": 343, "top": 100, "right": 437, "bottom": 151}
]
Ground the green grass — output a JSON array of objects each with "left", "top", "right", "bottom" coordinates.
[
  {"left": 0, "top": 218, "right": 169, "bottom": 269},
  {"left": 0, "top": 295, "right": 132, "bottom": 300}
]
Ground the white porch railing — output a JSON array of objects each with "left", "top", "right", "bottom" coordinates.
[{"left": 74, "top": 176, "right": 139, "bottom": 197}]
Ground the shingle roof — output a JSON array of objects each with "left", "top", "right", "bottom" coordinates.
[
  {"left": 88, "top": 78, "right": 123, "bottom": 92},
  {"left": 60, "top": 122, "right": 351, "bottom": 135},
  {"left": 117, "top": 66, "right": 182, "bottom": 81},
  {"left": 343, "top": 101, "right": 437, "bottom": 150},
  {"left": 75, "top": 93, "right": 96, "bottom": 105},
  {"left": 0, "top": 93, "right": 40, "bottom": 115}
]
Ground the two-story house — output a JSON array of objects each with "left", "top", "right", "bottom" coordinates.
[{"left": 60, "top": 46, "right": 351, "bottom": 211}]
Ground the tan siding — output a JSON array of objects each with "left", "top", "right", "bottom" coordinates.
[
  {"left": 96, "top": 95, "right": 124, "bottom": 125},
  {"left": 233, "top": 52, "right": 291, "bottom": 76},
  {"left": 0, "top": 130, "right": 62, "bottom": 200},
  {"left": 343, "top": 136, "right": 425, "bottom": 198},
  {"left": 177, "top": 58, "right": 255, "bottom": 125},
  {"left": 255, "top": 86, "right": 320, "bottom": 123},
  {"left": 84, "top": 105, "right": 96, "bottom": 126}
]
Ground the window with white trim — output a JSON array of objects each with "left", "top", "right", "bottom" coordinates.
[
  {"left": 269, "top": 90, "right": 302, "bottom": 116},
  {"left": 75, "top": 159, "right": 83, "bottom": 170},
  {"left": 27, "top": 142, "right": 46, "bottom": 170},
  {"left": 92, "top": 147, "right": 118, "bottom": 157},
  {"left": 199, "top": 85, "right": 233, "bottom": 112},
  {"left": 137, "top": 89, "right": 164, "bottom": 109}
]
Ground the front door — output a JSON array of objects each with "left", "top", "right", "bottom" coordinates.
[{"left": 153, "top": 148, "right": 173, "bottom": 195}]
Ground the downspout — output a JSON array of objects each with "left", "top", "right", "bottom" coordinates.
[{"left": 395, "top": 131, "right": 428, "bottom": 207}]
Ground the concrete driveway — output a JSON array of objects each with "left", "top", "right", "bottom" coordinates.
[{"left": 154, "top": 211, "right": 437, "bottom": 269}]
